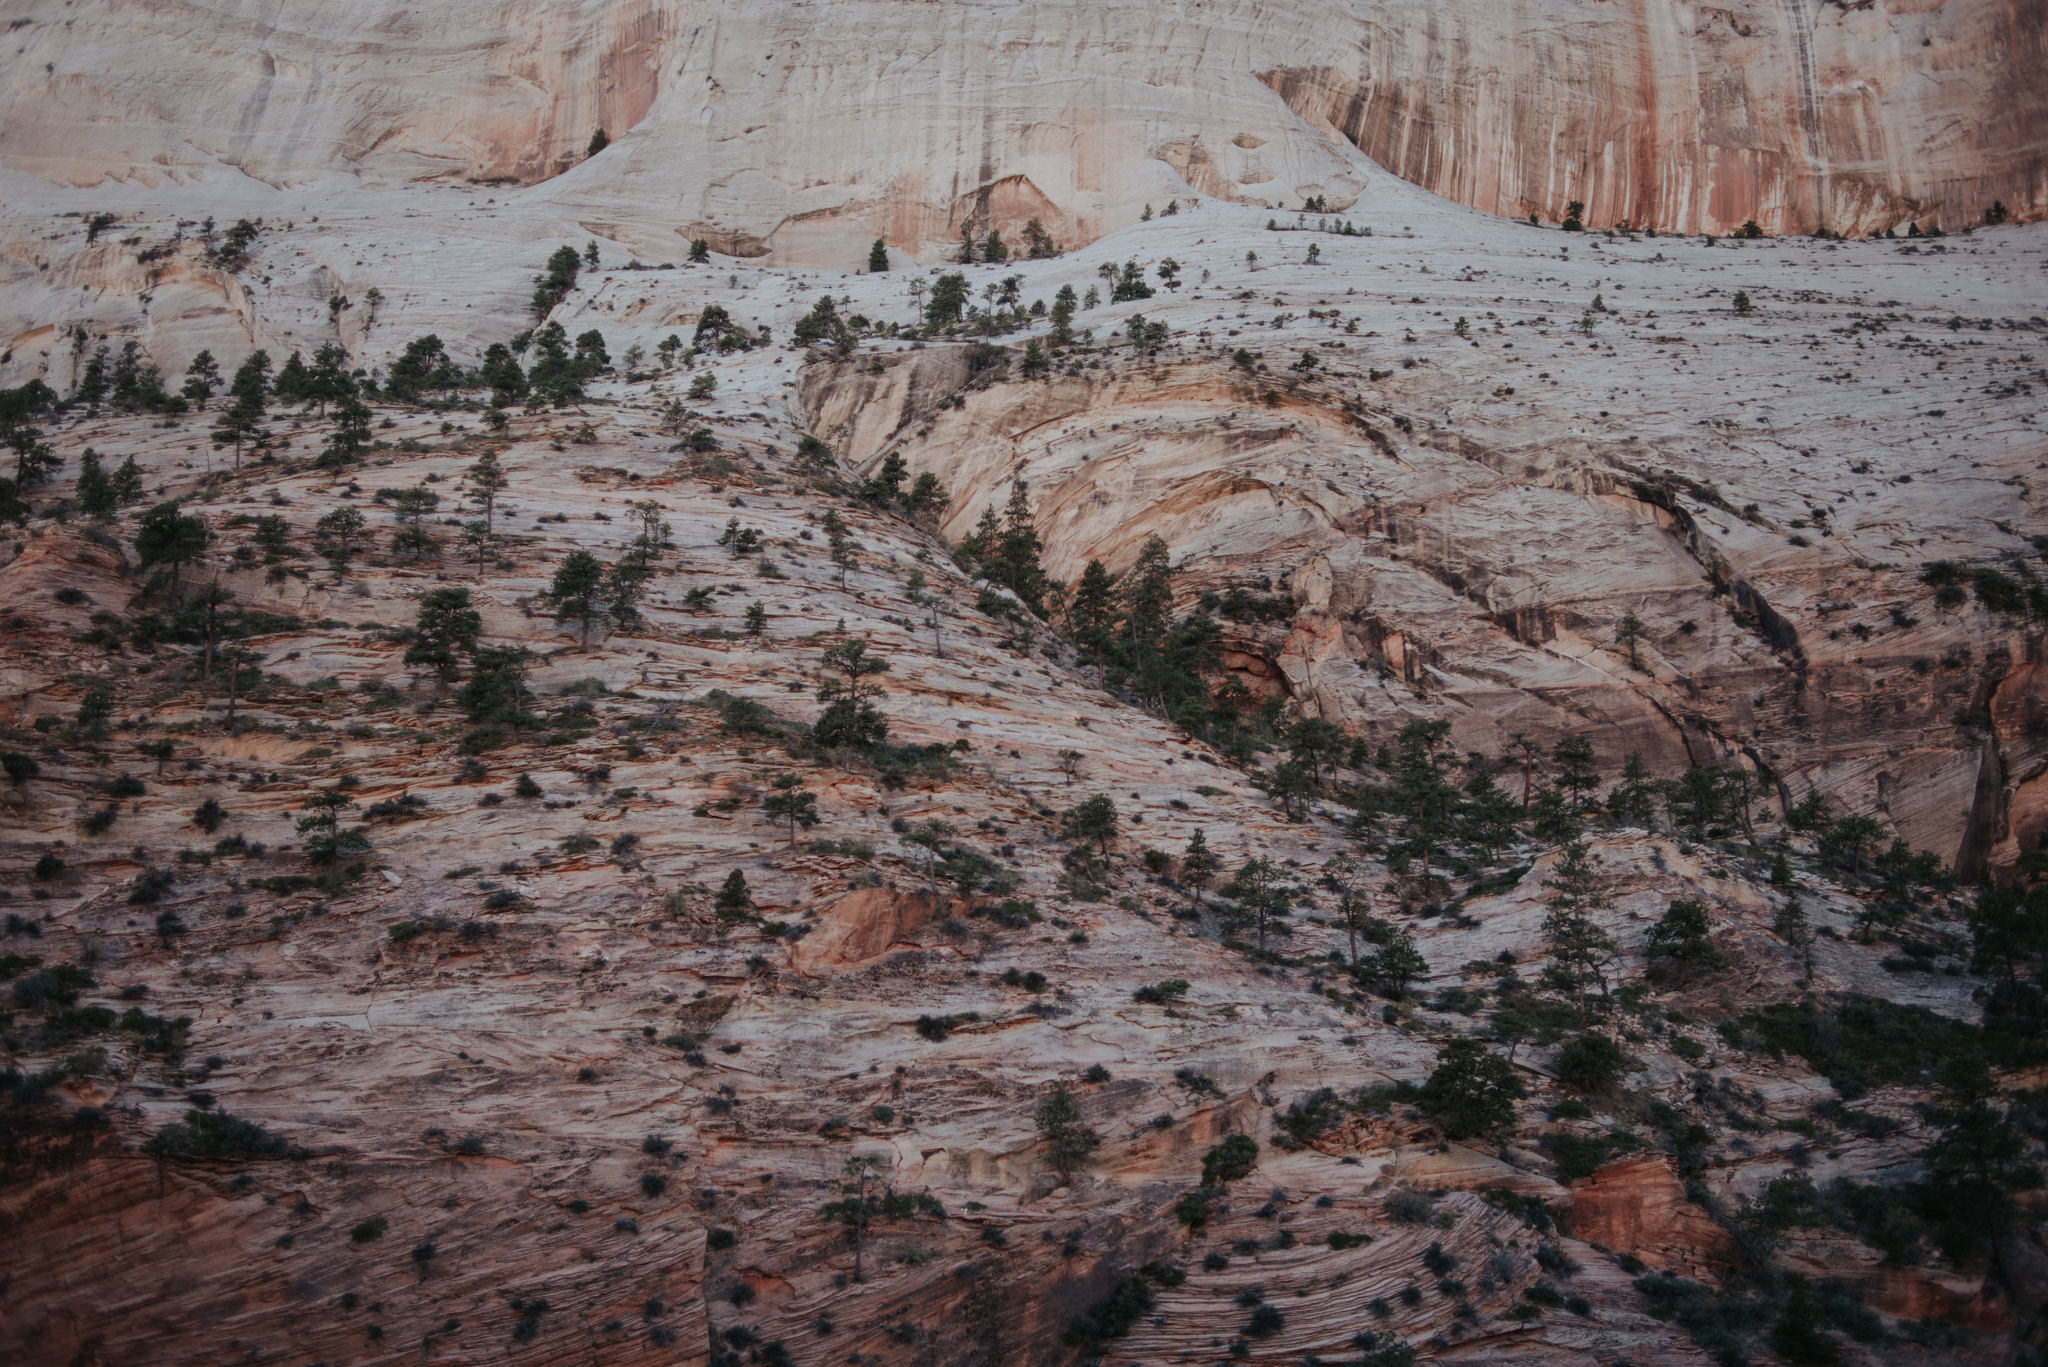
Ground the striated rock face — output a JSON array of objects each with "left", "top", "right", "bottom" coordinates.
[
  {"left": 1564, "top": 1153, "right": 1733, "bottom": 1276},
  {"left": 1, "top": 0, "right": 2043, "bottom": 267}
]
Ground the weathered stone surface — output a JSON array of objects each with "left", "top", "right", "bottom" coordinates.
[
  {"left": 1566, "top": 1153, "right": 1733, "bottom": 1276},
  {"left": 0, "top": 0, "right": 2040, "bottom": 270}
]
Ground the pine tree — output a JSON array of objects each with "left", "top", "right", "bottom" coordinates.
[
  {"left": 458, "top": 646, "right": 532, "bottom": 727},
  {"left": 1034, "top": 1082, "right": 1099, "bottom": 1181},
  {"left": 1220, "top": 854, "right": 1288, "bottom": 949},
  {"left": 1647, "top": 898, "right": 1724, "bottom": 984},
  {"left": 1418, "top": 1039, "right": 1523, "bottom": 1139},
  {"left": 715, "top": 869, "right": 753, "bottom": 918},
  {"left": 1391, "top": 720, "right": 1458, "bottom": 895},
  {"left": 867, "top": 238, "right": 889, "bottom": 272},
  {"left": 1541, "top": 841, "right": 1619, "bottom": 1023},
  {"left": 75, "top": 447, "right": 115, "bottom": 519},
  {"left": 989, "top": 479, "right": 1049, "bottom": 615},
  {"left": 1370, "top": 930, "right": 1428, "bottom": 998},
  {"left": 1320, "top": 854, "right": 1372, "bottom": 967},
  {"left": 404, "top": 587, "right": 482, "bottom": 684},
  {"left": 1551, "top": 736, "right": 1598, "bottom": 808},
  {"left": 822, "top": 508, "right": 856, "bottom": 588},
  {"left": 306, "top": 343, "right": 354, "bottom": 415},
  {"left": 1049, "top": 284, "right": 1077, "bottom": 345},
  {"left": 1120, "top": 534, "right": 1175, "bottom": 679},
  {"left": 134, "top": 501, "right": 208, "bottom": 588},
  {"left": 464, "top": 450, "right": 509, "bottom": 531},
  {"left": 542, "top": 549, "right": 608, "bottom": 646},
  {"left": 814, "top": 637, "right": 890, "bottom": 749},
  {"left": 1615, "top": 610, "right": 1645, "bottom": 670},
  {"left": 108, "top": 455, "right": 145, "bottom": 507},
  {"left": 272, "top": 350, "right": 310, "bottom": 405},
  {"left": 1067, "top": 558, "right": 1116, "bottom": 662},
  {"left": 762, "top": 774, "right": 817, "bottom": 846},
  {"left": 314, "top": 507, "right": 366, "bottom": 581},
  {"left": 1180, "top": 829, "right": 1217, "bottom": 909},
  {"left": 5, "top": 420, "right": 60, "bottom": 491},
  {"left": 1606, "top": 749, "right": 1657, "bottom": 827},
  {"left": 182, "top": 350, "right": 220, "bottom": 408}
]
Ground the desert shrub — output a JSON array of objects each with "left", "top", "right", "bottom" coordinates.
[
  {"left": 1201, "top": 1134, "right": 1260, "bottom": 1186},
  {"left": 144, "top": 1108, "right": 287, "bottom": 1160}
]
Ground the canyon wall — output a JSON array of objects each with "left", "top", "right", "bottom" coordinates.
[{"left": 1, "top": 0, "right": 2043, "bottom": 265}]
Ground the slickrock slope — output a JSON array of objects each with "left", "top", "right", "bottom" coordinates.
[
  {"left": 0, "top": 35, "right": 2044, "bottom": 1367},
  {"left": 0, "top": 0, "right": 2043, "bottom": 263}
]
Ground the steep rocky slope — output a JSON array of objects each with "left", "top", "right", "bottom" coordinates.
[
  {"left": 0, "top": 0, "right": 2043, "bottom": 265},
  {"left": 0, "top": 37, "right": 2044, "bottom": 1364}
]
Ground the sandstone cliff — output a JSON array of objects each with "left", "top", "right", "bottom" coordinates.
[{"left": 0, "top": 0, "right": 2042, "bottom": 267}]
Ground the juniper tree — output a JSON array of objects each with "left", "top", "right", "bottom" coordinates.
[
  {"left": 75, "top": 683, "right": 114, "bottom": 740},
  {"left": 715, "top": 869, "right": 753, "bottom": 918}
]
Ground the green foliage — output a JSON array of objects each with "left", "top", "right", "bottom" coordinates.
[
  {"left": 458, "top": 646, "right": 533, "bottom": 728},
  {"left": 1648, "top": 898, "right": 1726, "bottom": 982},
  {"left": 404, "top": 587, "right": 481, "bottom": 681},
  {"left": 1035, "top": 1081, "right": 1100, "bottom": 1179},
  {"left": 1200, "top": 1134, "right": 1260, "bottom": 1186},
  {"left": 144, "top": 1108, "right": 288, "bottom": 1160},
  {"left": 1063, "top": 1275, "right": 1155, "bottom": 1348},
  {"left": 1634, "top": 1273, "right": 1768, "bottom": 1367},
  {"left": 1554, "top": 1031, "right": 1631, "bottom": 1093},
  {"left": 1058, "top": 795, "right": 1118, "bottom": 857},
  {"left": 1727, "top": 993, "right": 1984, "bottom": 1099},
  {"left": 714, "top": 870, "right": 753, "bottom": 919},
  {"left": 1418, "top": 1038, "right": 1523, "bottom": 1139}
]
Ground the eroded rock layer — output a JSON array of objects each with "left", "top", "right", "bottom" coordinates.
[{"left": 0, "top": 0, "right": 2043, "bottom": 265}]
